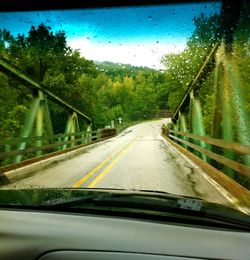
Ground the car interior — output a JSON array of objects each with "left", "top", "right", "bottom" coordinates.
[{"left": 0, "top": 0, "right": 249, "bottom": 259}]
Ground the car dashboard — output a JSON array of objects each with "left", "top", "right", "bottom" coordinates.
[{"left": 0, "top": 208, "right": 249, "bottom": 259}]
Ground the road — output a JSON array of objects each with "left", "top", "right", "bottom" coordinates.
[{"left": 2, "top": 119, "right": 233, "bottom": 206}]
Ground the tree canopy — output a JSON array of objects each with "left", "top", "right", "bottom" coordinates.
[{"left": 0, "top": 8, "right": 249, "bottom": 136}]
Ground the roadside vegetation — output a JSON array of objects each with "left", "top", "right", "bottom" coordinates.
[{"left": 0, "top": 9, "right": 249, "bottom": 138}]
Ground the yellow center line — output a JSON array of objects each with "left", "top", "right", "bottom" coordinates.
[
  {"left": 72, "top": 141, "right": 130, "bottom": 188},
  {"left": 87, "top": 138, "right": 137, "bottom": 188},
  {"left": 72, "top": 126, "right": 146, "bottom": 188}
]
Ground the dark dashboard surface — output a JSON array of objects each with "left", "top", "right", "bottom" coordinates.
[{"left": 0, "top": 209, "right": 249, "bottom": 260}]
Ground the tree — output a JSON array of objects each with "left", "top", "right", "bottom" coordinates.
[
  {"left": 6, "top": 24, "right": 98, "bottom": 133},
  {"left": 9, "top": 24, "right": 68, "bottom": 82},
  {"left": 161, "top": 13, "right": 221, "bottom": 112},
  {"left": 0, "top": 29, "right": 13, "bottom": 55}
]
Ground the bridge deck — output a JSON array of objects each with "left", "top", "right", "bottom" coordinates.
[{"left": 1, "top": 120, "right": 236, "bottom": 209}]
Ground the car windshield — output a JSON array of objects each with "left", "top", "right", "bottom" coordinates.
[{"left": 0, "top": 0, "right": 249, "bottom": 216}]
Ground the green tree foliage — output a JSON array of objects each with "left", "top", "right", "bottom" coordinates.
[
  {"left": 2, "top": 24, "right": 98, "bottom": 134},
  {"left": 0, "top": 29, "right": 13, "bottom": 55},
  {"left": 0, "top": 72, "right": 31, "bottom": 138},
  {"left": 91, "top": 70, "right": 160, "bottom": 128},
  {"left": 1, "top": 23, "right": 165, "bottom": 136},
  {"left": 233, "top": 2, "right": 250, "bottom": 118},
  {"left": 8, "top": 24, "right": 68, "bottom": 82},
  {"left": 161, "top": 14, "right": 220, "bottom": 111},
  {"left": 2, "top": 8, "right": 248, "bottom": 140},
  {"left": 95, "top": 61, "right": 154, "bottom": 79}
]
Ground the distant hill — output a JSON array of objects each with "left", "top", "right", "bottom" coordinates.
[{"left": 94, "top": 61, "right": 158, "bottom": 79}]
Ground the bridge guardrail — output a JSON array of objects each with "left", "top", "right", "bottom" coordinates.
[
  {"left": 0, "top": 128, "right": 116, "bottom": 170},
  {"left": 168, "top": 129, "right": 250, "bottom": 178},
  {"left": 162, "top": 126, "right": 250, "bottom": 207}
]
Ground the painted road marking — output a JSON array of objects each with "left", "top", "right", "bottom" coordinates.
[
  {"left": 72, "top": 142, "right": 130, "bottom": 188},
  {"left": 72, "top": 126, "right": 146, "bottom": 188},
  {"left": 87, "top": 138, "right": 137, "bottom": 188}
]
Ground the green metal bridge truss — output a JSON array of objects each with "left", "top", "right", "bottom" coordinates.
[
  {"left": 162, "top": 1, "right": 250, "bottom": 205},
  {"left": 0, "top": 56, "right": 115, "bottom": 169}
]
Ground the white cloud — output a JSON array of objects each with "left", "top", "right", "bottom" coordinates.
[{"left": 67, "top": 38, "right": 186, "bottom": 69}]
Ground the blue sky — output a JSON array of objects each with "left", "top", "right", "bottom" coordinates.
[{"left": 0, "top": 2, "right": 221, "bottom": 69}]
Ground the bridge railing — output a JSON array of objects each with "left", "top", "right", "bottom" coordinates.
[
  {"left": 162, "top": 126, "right": 250, "bottom": 207},
  {"left": 0, "top": 128, "right": 116, "bottom": 166},
  {"left": 0, "top": 128, "right": 116, "bottom": 171},
  {"left": 162, "top": 127, "right": 250, "bottom": 177}
]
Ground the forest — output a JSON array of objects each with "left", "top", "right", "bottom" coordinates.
[{"left": 0, "top": 9, "right": 249, "bottom": 139}]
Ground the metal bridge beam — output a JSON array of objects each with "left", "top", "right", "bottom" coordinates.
[
  {"left": 189, "top": 91, "right": 207, "bottom": 161},
  {"left": 62, "top": 112, "right": 80, "bottom": 150},
  {"left": 44, "top": 98, "right": 54, "bottom": 137},
  {"left": 172, "top": 43, "right": 219, "bottom": 123},
  {"left": 216, "top": 45, "right": 235, "bottom": 177},
  {"left": 35, "top": 92, "right": 44, "bottom": 156},
  {"left": 15, "top": 91, "right": 54, "bottom": 162},
  {"left": 85, "top": 124, "right": 92, "bottom": 144},
  {"left": 225, "top": 54, "right": 250, "bottom": 167},
  {"left": 211, "top": 43, "right": 250, "bottom": 176},
  {"left": 0, "top": 56, "right": 92, "bottom": 123},
  {"left": 0, "top": 56, "right": 93, "bottom": 163},
  {"left": 15, "top": 96, "right": 41, "bottom": 163},
  {"left": 178, "top": 111, "right": 188, "bottom": 149}
]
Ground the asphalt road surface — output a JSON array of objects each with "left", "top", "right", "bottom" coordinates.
[{"left": 2, "top": 119, "right": 234, "bottom": 206}]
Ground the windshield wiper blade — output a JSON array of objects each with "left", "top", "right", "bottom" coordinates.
[
  {"left": 137, "top": 189, "right": 204, "bottom": 200},
  {"left": 40, "top": 192, "right": 250, "bottom": 230},
  {"left": 41, "top": 191, "right": 205, "bottom": 213},
  {"left": 41, "top": 194, "right": 107, "bottom": 207}
]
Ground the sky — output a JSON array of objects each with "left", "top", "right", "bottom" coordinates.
[{"left": 0, "top": 2, "right": 221, "bottom": 69}]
